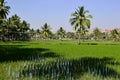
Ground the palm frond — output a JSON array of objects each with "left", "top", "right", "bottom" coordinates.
[
  {"left": 71, "top": 12, "right": 78, "bottom": 17},
  {"left": 69, "top": 18, "right": 77, "bottom": 25},
  {"left": 82, "top": 19, "right": 91, "bottom": 29},
  {"left": 79, "top": 6, "right": 84, "bottom": 16},
  {"left": 86, "top": 15, "right": 93, "bottom": 19},
  {"left": 83, "top": 10, "right": 89, "bottom": 14},
  {"left": 72, "top": 20, "right": 79, "bottom": 30}
]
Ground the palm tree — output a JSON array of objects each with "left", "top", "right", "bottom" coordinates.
[
  {"left": 21, "top": 20, "right": 30, "bottom": 32},
  {"left": 70, "top": 6, "right": 92, "bottom": 45},
  {"left": 20, "top": 20, "right": 30, "bottom": 40},
  {"left": 41, "top": 23, "right": 51, "bottom": 39},
  {"left": 7, "top": 14, "right": 21, "bottom": 40},
  {"left": 66, "top": 32, "right": 75, "bottom": 39},
  {"left": 0, "top": 19, "right": 7, "bottom": 41},
  {"left": 6, "top": 14, "right": 30, "bottom": 40},
  {"left": 93, "top": 28, "right": 101, "bottom": 40},
  {"left": 0, "top": 0, "right": 10, "bottom": 19},
  {"left": 29, "top": 28, "right": 35, "bottom": 39},
  {"left": 0, "top": 0, "right": 10, "bottom": 41},
  {"left": 56, "top": 27, "right": 66, "bottom": 40},
  {"left": 111, "top": 29, "right": 119, "bottom": 41}
]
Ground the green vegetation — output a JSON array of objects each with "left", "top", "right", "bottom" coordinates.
[
  {"left": 0, "top": 40, "right": 120, "bottom": 79},
  {"left": 92, "top": 28, "right": 102, "bottom": 40},
  {"left": 0, "top": 0, "right": 120, "bottom": 79},
  {"left": 41, "top": 23, "right": 52, "bottom": 39},
  {"left": 0, "top": 0, "right": 10, "bottom": 19},
  {"left": 70, "top": 6, "right": 92, "bottom": 44},
  {"left": 56, "top": 27, "right": 66, "bottom": 40},
  {"left": 0, "top": 1, "right": 120, "bottom": 42}
]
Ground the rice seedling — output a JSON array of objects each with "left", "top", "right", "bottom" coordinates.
[{"left": 0, "top": 40, "right": 120, "bottom": 80}]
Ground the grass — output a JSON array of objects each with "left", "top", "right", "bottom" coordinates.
[{"left": 0, "top": 40, "right": 120, "bottom": 79}]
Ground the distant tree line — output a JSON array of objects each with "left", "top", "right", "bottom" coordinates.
[
  {"left": 29, "top": 25, "right": 120, "bottom": 41},
  {"left": 0, "top": 0, "right": 120, "bottom": 42}
]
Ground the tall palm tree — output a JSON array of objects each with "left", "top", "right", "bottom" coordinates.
[
  {"left": 7, "top": 14, "right": 21, "bottom": 40},
  {"left": 0, "top": 19, "right": 7, "bottom": 41},
  {"left": 20, "top": 20, "right": 30, "bottom": 40},
  {"left": 0, "top": 0, "right": 10, "bottom": 41},
  {"left": 70, "top": 6, "right": 92, "bottom": 45},
  {"left": 41, "top": 23, "right": 51, "bottom": 39},
  {"left": 0, "top": 0, "right": 10, "bottom": 19},
  {"left": 21, "top": 20, "right": 30, "bottom": 32},
  {"left": 56, "top": 27, "right": 66, "bottom": 40}
]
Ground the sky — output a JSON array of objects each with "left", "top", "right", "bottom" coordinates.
[{"left": 7, "top": 0, "right": 120, "bottom": 32}]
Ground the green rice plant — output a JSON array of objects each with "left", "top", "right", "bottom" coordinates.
[{"left": 0, "top": 40, "right": 120, "bottom": 79}]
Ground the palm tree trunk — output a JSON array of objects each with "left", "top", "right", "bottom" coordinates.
[
  {"left": 82, "top": 34, "right": 85, "bottom": 42},
  {"left": 60, "top": 35, "right": 63, "bottom": 41},
  {"left": 77, "top": 35, "right": 80, "bottom": 45}
]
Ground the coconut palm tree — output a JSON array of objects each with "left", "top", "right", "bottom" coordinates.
[
  {"left": 6, "top": 14, "right": 30, "bottom": 40},
  {"left": 21, "top": 20, "right": 30, "bottom": 32},
  {"left": 41, "top": 23, "right": 51, "bottom": 39},
  {"left": 20, "top": 20, "right": 30, "bottom": 40},
  {"left": 70, "top": 6, "right": 92, "bottom": 45},
  {"left": 0, "top": 0, "right": 10, "bottom": 41},
  {"left": 0, "top": 19, "right": 7, "bottom": 41},
  {"left": 111, "top": 29, "right": 119, "bottom": 41},
  {"left": 66, "top": 32, "right": 75, "bottom": 39},
  {"left": 56, "top": 27, "right": 66, "bottom": 40},
  {"left": 93, "top": 28, "right": 101, "bottom": 40},
  {"left": 0, "top": 0, "right": 10, "bottom": 19},
  {"left": 7, "top": 14, "right": 21, "bottom": 40}
]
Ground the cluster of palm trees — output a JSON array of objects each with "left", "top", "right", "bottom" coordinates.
[
  {"left": 69, "top": 6, "right": 120, "bottom": 43},
  {"left": 0, "top": 14, "right": 30, "bottom": 41},
  {"left": 29, "top": 23, "right": 66, "bottom": 40},
  {"left": 0, "top": 0, "right": 120, "bottom": 43},
  {"left": 31, "top": 23, "right": 120, "bottom": 42},
  {"left": 0, "top": 0, "right": 30, "bottom": 41},
  {"left": 16, "top": 5, "right": 119, "bottom": 42},
  {"left": 89, "top": 28, "right": 120, "bottom": 41}
]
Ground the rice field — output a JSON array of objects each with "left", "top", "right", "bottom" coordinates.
[{"left": 0, "top": 40, "right": 120, "bottom": 80}]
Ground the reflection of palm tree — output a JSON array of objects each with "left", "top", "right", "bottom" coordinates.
[
  {"left": 57, "top": 27, "right": 66, "bottom": 40},
  {"left": 41, "top": 23, "right": 51, "bottom": 39},
  {"left": 70, "top": 6, "right": 92, "bottom": 45}
]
